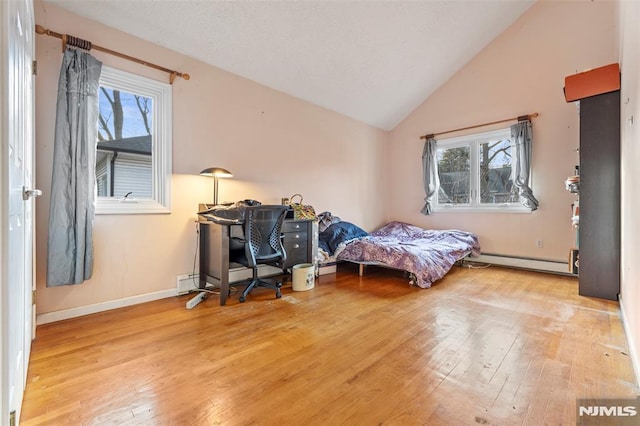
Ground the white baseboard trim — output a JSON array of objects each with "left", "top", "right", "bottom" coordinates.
[
  {"left": 619, "top": 294, "right": 640, "bottom": 391},
  {"left": 38, "top": 265, "right": 287, "bottom": 325},
  {"left": 469, "top": 253, "right": 571, "bottom": 275},
  {"left": 36, "top": 288, "right": 176, "bottom": 325}
]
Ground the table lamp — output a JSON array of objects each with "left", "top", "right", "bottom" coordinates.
[{"left": 200, "top": 167, "right": 233, "bottom": 205}]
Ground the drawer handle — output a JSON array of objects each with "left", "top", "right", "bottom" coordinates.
[
  {"left": 294, "top": 224, "right": 300, "bottom": 229},
  {"left": 293, "top": 234, "right": 301, "bottom": 239},
  {"left": 293, "top": 244, "right": 300, "bottom": 249}
]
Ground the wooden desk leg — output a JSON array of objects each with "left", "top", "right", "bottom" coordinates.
[
  {"left": 198, "top": 220, "right": 233, "bottom": 305},
  {"left": 219, "top": 224, "right": 231, "bottom": 305},
  {"left": 220, "top": 279, "right": 229, "bottom": 305}
]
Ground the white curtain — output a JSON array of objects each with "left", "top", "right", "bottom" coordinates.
[
  {"left": 511, "top": 120, "right": 539, "bottom": 211},
  {"left": 47, "top": 48, "right": 102, "bottom": 286},
  {"left": 421, "top": 137, "right": 438, "bottom": 215}
]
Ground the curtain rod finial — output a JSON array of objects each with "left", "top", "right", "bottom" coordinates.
[{"left": 170, "top": 72, "right": 190, "bottom": 84}]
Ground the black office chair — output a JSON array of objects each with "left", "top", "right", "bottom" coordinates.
[{"left": 233, "top": 205, "right": 288, "bottom": 303}]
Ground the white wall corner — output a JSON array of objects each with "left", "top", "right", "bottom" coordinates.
[{"left": 619, "top": 294, "right": 640, "bottom": 392}]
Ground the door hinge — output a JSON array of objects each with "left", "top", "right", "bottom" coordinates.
[
  {"left": 9, "top": 410, "right": 16, "bottom": 426},
  {"left": 32, "top": 60, "right": 37, "bottom": 75},
  {"left": 32, "top": 290, "right": 36, "bottom": 304}
]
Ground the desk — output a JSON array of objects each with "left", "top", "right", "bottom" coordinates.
[{"left": 198, "top": 214, "right": 317, "bottom": 306}]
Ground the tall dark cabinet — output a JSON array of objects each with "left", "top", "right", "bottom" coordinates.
[
  {"left": 577, "top": 90, "right": 621, "bottom": 300},
  {"left": 564, "top": 64, "right": 621, "bottom": 301}
]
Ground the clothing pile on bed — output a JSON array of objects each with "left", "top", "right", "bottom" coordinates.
[
  {"left": 316, "top": 212, "right": 367, "bottom": 259},
  {"left": 315, "top": 212, "right": 368, "bottom": 274}
]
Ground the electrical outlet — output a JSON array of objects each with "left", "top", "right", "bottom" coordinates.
[{"left": 536, "top": 239, "right": 544, "bottom": 248}]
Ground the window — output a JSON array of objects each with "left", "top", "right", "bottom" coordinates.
[
  {"left": 434, "top": 128, "right": 529, "bottom": 212},
  {"left": 95, "top": 66, "right": 172, "bottom": 214}
]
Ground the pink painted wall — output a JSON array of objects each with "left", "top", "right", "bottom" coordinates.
[
  {"left": 35, "top": 0, "right": 635, "bottom": 351},
  {"left": 387, "top": 0, "right": 617, "bottom": 262},
  {"left": 34, "top": 4, "right": 387, "bottom": 315},
  {"left": 618, "top": 0, "right": 640, "bottom": 387}
]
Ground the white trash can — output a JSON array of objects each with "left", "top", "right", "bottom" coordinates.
[{"left": 292, "top": 263, "right": 315, "bottom": 291}]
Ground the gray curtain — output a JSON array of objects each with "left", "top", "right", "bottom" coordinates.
[
  {"left": 511, "top": 120, "right": 539, "bottom": 211},
  {"left": 47, "top": 49, "right": 102, "bottom": 286},
  {"left": 421, "top": 137, "right": 438, "bottom": 215}
]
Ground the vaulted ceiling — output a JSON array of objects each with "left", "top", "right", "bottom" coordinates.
[{"left": 43, "top": 0, "right": 535, "bottom": 130}]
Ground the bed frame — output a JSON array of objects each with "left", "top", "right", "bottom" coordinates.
[
  {"left": 341, "top": 254, "right": 470, "bottom": 286},
  {"left": 339, "top": 259, "right": 418, "bottom": 285}
]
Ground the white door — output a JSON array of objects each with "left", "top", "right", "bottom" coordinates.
[{"left": 1, "top": 0, "right": 36, "bottom": 424}]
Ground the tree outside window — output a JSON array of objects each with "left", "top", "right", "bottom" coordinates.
[
  {"left": 96, "top": 87, "right": 153, "bottom": 199},
  {"left": 435, "top": 128, "right": 526, "bottom": 212},
  {"left": 94, "top": 66, "right": 172, "bottom": 214}
]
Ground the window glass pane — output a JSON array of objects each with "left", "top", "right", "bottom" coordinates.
[
  {"left": 479, "top": 138, "right": 517, "bottom": 204},
  {"left": 433, "top": 127, "right": 528, "bottom": 213},
  {"left": 437, "top": 146, "right": 470, "bottom": 204},
  {"left": 96, "top": 87, "right": 153, "bottom": 199}
]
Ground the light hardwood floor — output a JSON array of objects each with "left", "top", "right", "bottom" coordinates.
[{"left": 21, "top": 264, "right": 638, "bottom": 425}]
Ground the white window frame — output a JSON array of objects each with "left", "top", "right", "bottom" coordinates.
[
  {"left": 95, "top": 66, "right": 172, "bottom": 214},
  {"left": 433, "top": 128, "right": 530, "bottom": 213}
]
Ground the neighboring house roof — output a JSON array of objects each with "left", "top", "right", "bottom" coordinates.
[{"left": 97, "top": 135, "right": 151, "bottom": 155}]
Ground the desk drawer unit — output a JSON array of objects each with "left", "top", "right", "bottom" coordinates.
[{"left": 282, "top": 220, "right": 310, "bottom": 269}]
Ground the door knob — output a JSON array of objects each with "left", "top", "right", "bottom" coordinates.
[{"left": 22, "top": 186, "right": 42, "bottom": 200}]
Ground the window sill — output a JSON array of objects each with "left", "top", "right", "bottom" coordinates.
[
  {"left": 433, "top": 205, "right": 531, "bottom": 214},
  {"left": 96, "top": 198, "right": 171, "bottom": 215}
]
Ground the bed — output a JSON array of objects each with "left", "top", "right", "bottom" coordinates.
[{"left": 316, "top": 217, "right": 481, "bottom": 288}]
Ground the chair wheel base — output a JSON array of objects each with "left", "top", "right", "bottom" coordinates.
[{"left": 239, "top": 278, "right": 283, "bottom": 303}]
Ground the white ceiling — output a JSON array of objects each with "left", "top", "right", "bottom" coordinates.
[{"left": 42, "top": 0, "right": 534, "bottom": 130}]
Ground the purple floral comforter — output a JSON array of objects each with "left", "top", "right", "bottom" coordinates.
[{"left": 336, "top": 221, "right": 481, "bottom": 288}]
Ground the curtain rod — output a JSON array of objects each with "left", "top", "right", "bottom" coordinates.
[
  {"left": 35, "top": 25, "right": 190, "bottom": 84},
  {"left": 420, "top": 112, "right": 539, "bottom": 140}
]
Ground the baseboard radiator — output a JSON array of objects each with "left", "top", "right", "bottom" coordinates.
[
  {"left": 176, "top": 273, "right": 201, "bottom": 295},
  {"left": 466, "top": 253, "right": 571, "bottom": 275}
]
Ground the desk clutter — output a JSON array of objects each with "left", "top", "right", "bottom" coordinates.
[
  {"left": 288, "top": 193, "right": 317, "bottom": 220},
  {"left": 198, "top": 196, "right": 318, "bottom": 223}
]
